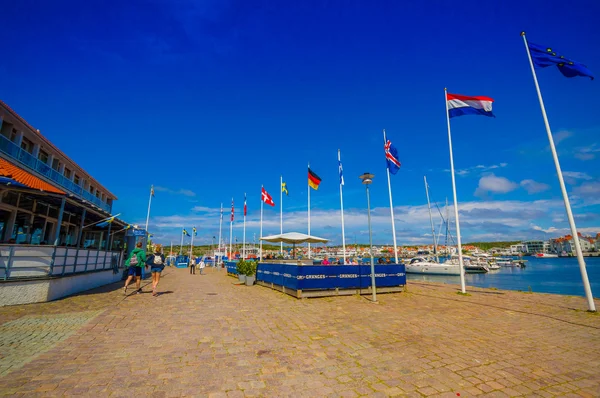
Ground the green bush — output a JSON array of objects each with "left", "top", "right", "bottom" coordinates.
[
  {"left": 246, "top": 260, "right": 257, "bottom": 277},
  {"left": 236, "top": 260, "right": 247, "bottom": 275}
]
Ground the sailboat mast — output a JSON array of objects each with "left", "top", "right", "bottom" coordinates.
[{"left": 424, "top": 176, "right": 437, "bottom": 259}]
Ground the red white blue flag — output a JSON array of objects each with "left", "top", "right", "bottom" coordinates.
[
  {"left": 244, "top": 194, "right": 247, "bottom": 216},
  {"left": 447, "top": 93, "right": 494, "bottom": 118},
  {"left": 384, "top": 139, "right": 401, "bottom": 175}
]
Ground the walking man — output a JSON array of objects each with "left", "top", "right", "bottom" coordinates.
[
  {"left": 124, "top": 241, "right": 147, "bottom": 295},
  {"left": 199, "top": 258, "right": 205, "bottom": 275}
]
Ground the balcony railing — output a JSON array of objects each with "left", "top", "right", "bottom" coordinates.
[{"left": 0, "top": 135, "right": 111, "bottom": 212}]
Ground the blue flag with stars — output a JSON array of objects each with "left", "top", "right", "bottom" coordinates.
[{"left": 528, "top": 42, "right": 594, "bottom": 80}]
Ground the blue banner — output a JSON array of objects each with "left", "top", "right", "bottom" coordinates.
[{"left": 256, "top": 263, "right": 405, "bottom": 290}]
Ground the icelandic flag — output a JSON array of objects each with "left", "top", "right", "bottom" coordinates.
[
  {"left": 384, "top": 139, "right": 401, "bottom": 175},
  {"left": 447, "top": 93, "right": 494, "bottom": 118}
]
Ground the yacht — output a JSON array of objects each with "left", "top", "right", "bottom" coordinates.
[
  {"left": 445, "top": 255, "right": 489, "bottom": 273},
  {"left": 405, "top": 256, "right": 461, "bottom": 275},
  {"left": 536, "top": 252, "right": 558, "bottom": 258}
]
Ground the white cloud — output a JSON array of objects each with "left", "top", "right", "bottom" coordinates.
[
  {"left": 563, "top": 171, "right": 593, "bottom": 185},
  {"left": 574, "top": 181, "right": 600, "bottom": 195},
  {"left": 520, "top": 179, "right": 550, "bottom": 194},
  {"left": 474, "top": 174, "right": 519, "bottom": 197},
  {"left": 554, "top": 130, "right": 573, "bottom": 145},
  {"left": 450, "top": 163, "right": 508, "bottom": 177},
  {"left": 530, "top": 224, "right": 558, "bottom": 234},
  {"left": 154, "top": 186, "right": 197, "bottom": 197},
  {"left": 574, "top": 143, "right": 600, "bottom": 161}
]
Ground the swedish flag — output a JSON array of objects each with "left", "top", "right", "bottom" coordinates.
[
  {"left": 193, "top": 227, "right": 197, "bottom": 236},
  {"left": 183, "top": 229, "right": 191, "bottom": 237},
  {"left": 282, "top": 182, "right": 289, "bottom": 196}
]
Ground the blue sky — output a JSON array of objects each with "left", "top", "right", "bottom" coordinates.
[{"left": 2, "top": 0, "right": 600, "bottom": 246}]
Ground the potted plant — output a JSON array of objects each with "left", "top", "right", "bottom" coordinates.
[
  {"left": 245, "top": 260, "right": 257, "bottom": 286},
  {"left": 236, "top": 260, "right": 246, "bottom": 283}
]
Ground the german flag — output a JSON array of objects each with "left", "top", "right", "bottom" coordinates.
[{"left": 308, "top": 168, "right": 322, "bottom": 190}]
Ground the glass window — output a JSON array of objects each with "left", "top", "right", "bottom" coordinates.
[
  {"left": 0, "top": 209, "right": 11, "bottom": 242},
  {"left": 21, "top": 137, "right": 33, "bottom": 154},
  {"left": 10, "top": 129, "right": 17, "bottom": 142},
  {"left": 12, "top": 211, "right": 32, "bottom": 244},
  {"left": 38, "top": 149, "right": 49, "bottom": 163},
  {"left": 52, "top": 158, "right": 60, "bottom": 171},
  {"left": 19, "top": 195, "right": 34, "bottom": 212},
  {"left": 64, "top": 168, "right": 72, "bottom": 179},
  {"left": 74, "top": 174, "right": 80, "bottom": 185},
  {"left": 2, "top": 191, "right": 19, "bottom": 207},
  {"left": 48, "top": 205, "right": 58, "bottom": 219},
  {"left": 30, "top": 216, "right": 45, "bottom": 245},
  {"left": 35, "top": 202, "right": 48, "bottom": 216},
  {"left": 89, "top": 185, "right": 94, "bottom": 194},
  {"left": 44, "top": 221, "right": 54, "bottom": 244}
]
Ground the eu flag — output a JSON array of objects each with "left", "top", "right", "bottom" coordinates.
[{"left": 528, "top": 42, "right": 594, "bottom": 80}]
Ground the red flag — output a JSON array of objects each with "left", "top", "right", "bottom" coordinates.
[
  {"left": 261, "top": 187, "right": 275, "bottom": 207},
  {"left": 231, "top": 199, "right": 234, "bottom": 222},
  {"left": 244, "top": 193, "right": 247, "bottom": 216}
]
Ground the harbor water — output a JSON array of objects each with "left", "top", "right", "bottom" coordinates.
[{"left": 406, "top": 256, "right": 600, "bottom": 297}]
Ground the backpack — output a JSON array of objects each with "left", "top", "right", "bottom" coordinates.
[
  {"left": 153, "top": 255, "right": 163, "bottom": 265},
  {"left": 129, "top": 252, "right": 139, "bottom": 266}
]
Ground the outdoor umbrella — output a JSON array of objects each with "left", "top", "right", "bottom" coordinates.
[{"left": 260, "top": 232, "right": 329, "bottom": 259}]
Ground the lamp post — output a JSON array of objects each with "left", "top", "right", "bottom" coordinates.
[{"left": 359, "top": 172, "right": 377, "bottom": 302}]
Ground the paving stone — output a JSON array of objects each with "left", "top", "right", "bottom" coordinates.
[{"left": 0, "top": 270, "right": 598, "bottom": 396}]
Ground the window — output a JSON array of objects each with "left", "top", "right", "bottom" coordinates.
[
  {"left": 64, "top": 167, "right": 72, "bottom": 179},
  {"left": 2, "top": 191, "right": 19, "bottom": 207},
  {"left": 95, "top": 191, "right": 100, "bottom": 198},
  {"left": 10, "top": 128, "right": 17, "bottom": 142},
  {"left": 21, "top": 137, "right": 33, "bottom": 154},
  {"left": 38, "top": 149, "right": 49, "bottom": 163},
  {"left": 74, "top": 174, "right": 80, "bottom": 185},
  {"left": 89, "top": 185, "right": 94, "bottom": 194},
  {"left": 52, "top": 158, "right": 60, "bottom": 171}
]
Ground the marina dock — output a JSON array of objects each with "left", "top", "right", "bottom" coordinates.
[{"left": 0, "top": 268, "right": 599, "bottom": 396}]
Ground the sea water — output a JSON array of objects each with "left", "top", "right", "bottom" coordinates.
[{"left": 406, "top": 256, "right": 600, "bottom": 297}]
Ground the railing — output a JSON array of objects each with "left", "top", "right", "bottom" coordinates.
[
  {"left": 0, "top": 135, "right": 111, "bottom": 212},
  {"left": 0, "top": 245, "right": 123, "bottom": 280}
]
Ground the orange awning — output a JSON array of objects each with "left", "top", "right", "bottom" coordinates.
[{"left": 0, "top": 158, "right": 65, "bottom": 195}]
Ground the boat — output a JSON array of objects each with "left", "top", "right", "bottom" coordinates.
[
  {"left": 536, "top": 252, "right": 558, "bottom": 258},
  {"left": 472, "top": 252, "right": 499, "bottom": 270},
  {"left": 405, "top": 256, "right": 461, "bottom": 275},
  {"left": 444, "top": 255, "right": 489, "bottom": 273}
]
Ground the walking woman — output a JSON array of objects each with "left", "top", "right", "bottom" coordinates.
[
  {"left": 147, "top": 244, "right": 166, "bottom": 296},
  {"left": 124, "top": 241, "right": 147, "bottom": 295}
]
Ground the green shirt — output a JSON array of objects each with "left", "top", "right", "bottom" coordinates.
[{"left": 125, "top": 248, "right": 147, "bottom": 267}]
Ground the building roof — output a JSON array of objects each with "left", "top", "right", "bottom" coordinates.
[
  {"left": 0, "top": 158, "right": 65, "bottom": 194},
  {"left": 0, "top": 100, "right": 117, "bottom": 200}
]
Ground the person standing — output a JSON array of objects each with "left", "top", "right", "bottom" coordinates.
[
  {"left": 199, "top": 258, "right": 205, "bottom": 275},
  {"left": 147, "top": 244, "right": 165, "bottom": 296},
  {"left": 189, "top": 256, "right": 196, "bottom": 275},
  {"left": 124, "top": 241, "right": 147, "bottom": 295}
]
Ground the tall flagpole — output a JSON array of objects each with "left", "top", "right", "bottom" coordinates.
[
  {"left": 280, "top": 176, "right": 283, "bottom": 254},
  {"left": 521, "top": 32, "right": 596, "bottom": 311},
  {"left": 243, "top": 193, "right": 246, "bottom": 260},
  {"left": 445, "top": 88, "right": 466, "bottom": 294},
  {"left": 229, "top": 198, "right": 233, "bottom": 260},
  {"left": 424, "top": 176, "right": 438, "bottom": 259},
  {"left": 189, "top": 229, "right": 194, "bottom": 259},
  {"left": 218, "top": 203, "right": 223, "bottom": 268},
  {"left": 145, "top": 185, "right": 153, "bottom": 233},
  {"left": 179, "top": 229, "right": 184, "bottom": 255},
  {"left": 307, "top": 163, "right": 311, "bottom": 259},
  {"left": 383, "top": 130, "right": 399, "bottom": 263},
  {"left": 260, "top": 187, "right": 264, "bottom": 261},
  {"left": 338, "top": 149, "right": 347, "bottom": 264}
]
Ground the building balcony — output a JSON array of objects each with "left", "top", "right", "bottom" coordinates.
[{"left": 0, "top": 135, "right": 111, "bottom": 212}]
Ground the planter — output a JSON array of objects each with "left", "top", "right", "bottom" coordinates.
[
  {"left": 238, "top": 274, "right": 246, "bottom": 283},
  {"left": 245, "top": 275, "right": 256, "bottom": 286}
]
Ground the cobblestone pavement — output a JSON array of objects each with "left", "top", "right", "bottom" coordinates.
[{"left": 0, "top": 267, "right": 599, "bottom": 397}]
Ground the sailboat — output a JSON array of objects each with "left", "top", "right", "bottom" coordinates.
[{"left": 405, "top": 177, "right": 461, "bottom": 276}]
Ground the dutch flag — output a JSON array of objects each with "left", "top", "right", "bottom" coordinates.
[{"left": 447, "top": 92, "right": 494, "bottom": 118}]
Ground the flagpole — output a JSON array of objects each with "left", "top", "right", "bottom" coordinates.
[
  {"left": 190, "top": 229, "right": 194, "bottom": 259},
  {"left": 445, "top": 88, "right": 467, "bottom": 294},
  {"left": 243, "top": 193, "right": 246, "bottom": 260},
  {"left": 218, "top": 203, "right": 223, "bottom": 268},
  {"left": 338, "top": 149, "right": 347, "bottom": 264},
  {"left": 145, "top": 185, "right": 153, "bottom": 234},
  {"left": 179, "top": 228, "right": 184, "bottom": 255},
  {"left": 280, "top": 175, "right": 283, "bottom": 254},
  {"left": 307, "top": 163, "right": 311, "bottom": 259},
  {"left": 170, "top": 241, "right": 173, "bottom": 257},
  {"left": 260, "top": 187, "right": 264, "bottom": 261},
  {"left": 383, "top": 130, "right": 399, "bottom": 263},
  {"left": 521, "top": 32, "right": 595, "bottom": 311},
  {"left": 229, "top": 198, "right": 233, "bottom": 260}
]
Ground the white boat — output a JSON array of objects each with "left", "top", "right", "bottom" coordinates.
[
  {"left": 445, "top": 255, "right": 489, "bottom": 273},
  {"left": 405, "top": 256, "right": 461, "bottom": 275},
  {"left": 536, "top": 252, "right": 558, "bottom": 258}
]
